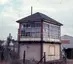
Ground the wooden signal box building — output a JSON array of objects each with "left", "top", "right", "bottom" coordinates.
[{"left": 16, "top": 12, "right": 63, "bottom": 61}]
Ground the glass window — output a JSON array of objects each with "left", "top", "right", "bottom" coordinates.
[
  {"left": 34, "top": 22, "right": 41, "bottom": 27},
  {"left": 21, "top": 31, "right": 41, "bottom": 38},
  {"left": 23, "top": 22, "right": 41, "bottom": 27},
  {"left": 26, "top": 32, "right": 31, "bottom": 37},
  {"left": 31, "top": 23, "right": 35, "bottom": 27},
  {"left": 23, "top": 24, "right": 26, "bottom": 27},
  {"left": 20, "top": 22, "right": 41, "bottom": 38},
  {"left": 48, "top": 24, "right": 60, "bottom": 39}
]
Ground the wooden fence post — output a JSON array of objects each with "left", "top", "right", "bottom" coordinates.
[
  {"left": 44, "top": 52, "right": 46, "bottom": 64},
  {"left": 23, "top": 51, "right": 25, "bottom": 64}
]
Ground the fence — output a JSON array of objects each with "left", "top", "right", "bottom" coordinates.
[
  {"left": 22, "top": 52, "right": 66, "bottom": 64},
  {"left": 22, "top": 51, "right": 67, "bottom": 64}
]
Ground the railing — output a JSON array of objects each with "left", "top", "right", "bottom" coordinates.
[{"left": 37, "top": 52, "right": 46, "bottom": 64}]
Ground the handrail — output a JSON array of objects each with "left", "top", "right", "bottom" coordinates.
[
  {"left": 37, "top": 56, "right": 44, "bottom": 64},
  {"left": 37, "top": 52, "right": 46, "bottom": 64}
]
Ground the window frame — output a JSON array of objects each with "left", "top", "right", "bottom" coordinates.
[{"left": 48, "top": 45, "right": 55, "bottom": 56}]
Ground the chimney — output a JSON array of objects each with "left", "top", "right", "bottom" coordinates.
[{"left": 31, "top": 6, "right": 33, "bottom": 15}]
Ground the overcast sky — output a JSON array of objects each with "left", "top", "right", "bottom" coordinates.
[{"left": 0, "top": 0, "right": 73, "bottom": 40}]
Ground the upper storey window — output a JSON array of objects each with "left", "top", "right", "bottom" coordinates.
[
  {"left": 23, "top": 22, "right": 41, "bottom": 28},
  {"left": 20, "top": 22, "right": 41, "bottom": 38},
  {"left": 49, "top": 24, "right": 60, "bottom": 39}
]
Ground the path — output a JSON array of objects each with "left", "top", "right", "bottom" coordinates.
[
  {"left": 67, "top": 59, "right": 73, "bottom": 64},
  {"left": 0, "top": 61, "right": 9, "bottom": 64}
]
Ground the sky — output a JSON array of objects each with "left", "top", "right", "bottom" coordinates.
[{"left": 0, "top": 0, "right": 73, "bottom": 40}]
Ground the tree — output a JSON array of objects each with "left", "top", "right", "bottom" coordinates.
[
  {"left": 7, "top": 33, "right": 12, "bottom": 47},
  {"left": 0, "top": 40, "right": 4, "bottom": 45}
]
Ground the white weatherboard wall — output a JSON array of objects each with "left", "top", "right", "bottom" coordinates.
[
  {"left": 19, "top": 43, "right": 41, "bottom": 61},
  {"left": 43, "top": 43, "right": 60, "bottom": 61}
]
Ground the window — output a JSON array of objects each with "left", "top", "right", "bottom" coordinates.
[
  {"left": 21, "top": 30, "right": 25, "bottom": 36},
  {"left": 21, "top": 31, "right": 41, "bottom": 38},
  {"left": 48, "top": 45, "right": 55, "bottom": 56},
  {"left": 23, "top": 23, "right": 31, "bottom": 28},
  {"left": 25, "top": 32, "right": 31, "bottom": 37},
  {"left": 23, "top": 22, "right": 41, "bottom": 28},
  {"left": 35, "top": 22, "right": 41, "bottom": 27},
  {"left": 48, "top": 24, "right": 60, "bottom": 40},
  {"left": 31, "top": 32, "right": 40, "bottom": 38},
  {"left": 20, "top": 22, "right": 41, "bottom": 38},
  {"left": 21, "top": 31, "right": 31, "bottom": 37}
]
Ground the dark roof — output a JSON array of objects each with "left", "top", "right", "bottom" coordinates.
[{"left": 16, "top": 12, "right": 63, "bottom": 26}]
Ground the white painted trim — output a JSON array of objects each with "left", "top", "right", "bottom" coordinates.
[
  {"left": 43, "top": 38, "right": 61, "bottom": 42},
  {"left": 20, "top": 37, "right": 60, "bottom": 42},
  {"left": 20, "top": 38, "right": 41, "bottom": 41}
]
